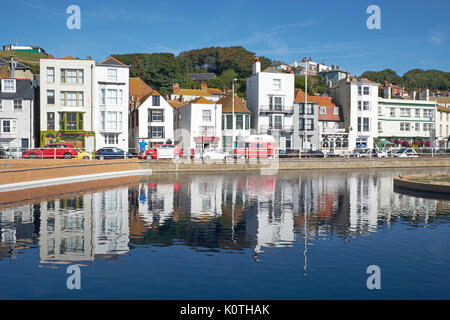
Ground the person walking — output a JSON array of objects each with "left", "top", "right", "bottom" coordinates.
[{"left": 139, "top": 139, "right": 148, "bottom": 154}]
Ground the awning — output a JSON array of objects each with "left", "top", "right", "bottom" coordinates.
[{"left": 193, "top": 136, "right": 220, "bottom": 143}]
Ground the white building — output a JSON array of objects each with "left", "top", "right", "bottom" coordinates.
[
  {"left": 246, "top": 58, "right": 295, "bottom": 151},
  {"left": 377, "top": 97, "right": 437, "bottom": 142},
  {"left": 40, "top": 57, "right": 96, "bottom": 150},
  {"left": 129, "top": 90, "right": 174, "bottom": 151},
  {"left": 0, "top": 78, "right": 36, "bottom": 150},
  {"left": 330, "top": 77, "right": 379, "bottom": 150},
  {"left": 174, "top": 96, "right": 222, "bottom": 154},
  {"left": 94, "top": 56, "right": 130, "bottom": 151}
]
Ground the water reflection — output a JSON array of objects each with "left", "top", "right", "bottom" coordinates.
[{"left": 0, "top": 169, "right": 449, "bottom": 266}]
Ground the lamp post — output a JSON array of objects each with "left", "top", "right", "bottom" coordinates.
[
  {"left": 304, "top": 61, "right": 308, "bottom": 153},
  {"left": 232, "top": 78, "right": 237, "bottom": 150}
]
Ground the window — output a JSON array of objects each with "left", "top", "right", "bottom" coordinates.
[
  {"left": 378, "top": 106, "right": 383, "bottom": 115},
  {"left": 363, "top": 86, "right": 370, "bottom": 95},
  {"left": 378, "top": 121, "right": 382, "bottom": 131},
  {"left": 61, "top": 92, "right": 83, "bottom": 107},
  {"left": 101, "top": 111, "right": 123, "bottom": 130},
  {"left": 202, "top": 110, "right": 211, "bottom": 121},
  {"left": 306, "top": 103, "right": 313, "bottom": 115},
  {"left": 149, "top": 126, "right": 164, "bottom": 139},
  {"left": 307, "top": 118, "right": 314, "bottom": 130},
  {"left": 236, "top": 114, "right": 243, "bottom": 129},
  {"left": 107, "top": 68, "right": 117, "bottom": 82},
  {"left": 415, "top": 109, "right": 421, "bottom": 118},
  {"left": 14, "top": 100, "right": 22, "bottom": 110},
  {"left": 400, "top": 123, "right": 411, "bottom": 131},
  {"left": 2, "top": 79, "right": 15, "bottom": 92},
  {"left": 270, "top": 96, "right": 283, "bottom": 111},
  {"left": 415, "top": 123, "right": 420, "bottom": 132},
  {"left": 226, "top": 114, "right": 232, "bottom": 129},
  {"left": 47, "top": 67, "right": 55, "bottom": 82},
  {"left": 100, "top": 89, "right": 106, "bottom": 105},
  {"left": 363, "top": 118, "right": 370, "bottom": 132},
  {"left": 107, "top": 89, "right": 118, "bottom": 105},
  {"left": 47, "top": 90, "right": 55, "bottom": 104},
  {"left": 400, "top": 108, "right": 411, "bottom": 117},
  {"left": 358, "top": 86, "right": 362, "bottom": 95},
  {"left": 104, "top": 133, "right": 119, "bottom": 144},
  {"left": 61, "top": 69, "right": 83, "bottom": 84},
  {"left": 47, "top": 112, "right": 55, "bottom": 130},
  {"left": 423, "top": 109, "right": 433, "bottom": 119},
  {"left": 390, "top": 108, "right": 396, "bottom": 117},
  {"left": 152, "top": 95, "right": 160, "bottom": 106},
  {"left": 199, "top": 126, "right": 215, "bottom": 136},
  {"left": 333, "top": 107, "right": 339, "bottom": 115},
  {"left": 273, "top": 79, "right": 281, "bottom": 90},
  {"left": 423, "top": 123, "right": 433, "bottom": 132},
  {"left": 245, "top": 114, "right": 250, "bottom": 130},
  {"left": 1, "top": 119, "right": 16, "bottom": 133},
  {"left": 320, "top": 107, "right": 326, "bottom": 114},
  {"left": 358, "top": 101, "right": 362, "bottom": 111},
  {"left": 0, "top": 99, "right": 2, "bottom": 111},
  {"left": 59, "top": 112, "right": 83, "bottom": 131},
  {"left": 273, "top": 115, "right": 283, "bottom": 130},
  {"left": 149, "top": 109, "right": 164, "bottom": 122},
  {"left": 363, "top": 101, "right": 370, "bottom": 111}
]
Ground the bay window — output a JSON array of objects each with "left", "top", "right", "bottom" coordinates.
[{"left": 101, "top": 111, "right": 123, "bottom": 130}]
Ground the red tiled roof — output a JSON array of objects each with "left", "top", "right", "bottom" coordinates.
[
  {"left": 129, "top": 77, "right": 153, "bottom": 99},
  {"left": 295, "top": 89, "right": 342, "bottom": 121}
]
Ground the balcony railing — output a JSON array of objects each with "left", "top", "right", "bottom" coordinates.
[
  {"left": 259, "top": 125, "right": 294, "bottom": 133},
  {"left": 259, "top": 105, "right": 294, "bottom": 113}
]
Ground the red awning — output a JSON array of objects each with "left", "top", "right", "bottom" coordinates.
[{"left": 193, "top": 136, "right": 220, "bottom": 143}]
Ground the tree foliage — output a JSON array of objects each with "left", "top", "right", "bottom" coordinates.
[
  {"left": 114, "top": 46, "right": 272, "bottom": 96},
  {"left": 361, "top": 68, "right": 450, "bottom": 91}
]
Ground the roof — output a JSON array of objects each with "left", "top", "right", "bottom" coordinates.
[
  {"left": 168, "top": 100, "right": 188, "bottom": 109},
  {"left": 173, "top": 88, "right": 213, "bottom": 97},
  {"left": 262, "top": 67, "right": 282, "bottom": 73},
  {"left": 294, "top": 89, "right": 342, "bottom": 121},
  {"left": 129, "top": 77, "right": 153, "bottom": 99},
  {"left": 216, "top": 95, "right": 251, "bottom": 113},
  {"left": 207, "top": 88, "right": 226, "bottom": 95},
  {"left": 140, "top": 90, "right": 162, "bottom": 105},
  {"left": 190, "top": 96, "right": 214, "bottom": 104},
  {"left": 0, "top": 78, "right": 35, "bottom": 99},
  {"left": 98, "top": 56, "right": 128, "bottom": 66},
  {"left": 188, "top": 73, "right": 216, "bottom": 81},
  {"left": 0, "top": 58, "right": 32, "bottom": 70},
  {"left": 438, "top": 105, "right": 450, "bottom": 113}
]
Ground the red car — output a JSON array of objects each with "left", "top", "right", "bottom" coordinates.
[
  {"left": 140, "top": 144, "right": 183, "bottom": 160},
  {"left": 22, "top": 143, "right": 78, "bottom": 159}
]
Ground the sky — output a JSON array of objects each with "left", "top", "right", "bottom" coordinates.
[{"left": 1, "top": 0, "right": 449, "bottom": 76}]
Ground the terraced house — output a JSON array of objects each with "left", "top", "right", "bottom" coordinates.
[
  {"left": 94, "top": 56, "right": 130, "bottom": 152},
  {"left": 377, "top": 94, "right": 437, "bottom": 143},
  {"left": 40, "top": 57, "right": 96, "bottom": 150}
]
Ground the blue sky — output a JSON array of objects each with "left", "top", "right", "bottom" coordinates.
[{"left": 1, "top": 0, "right": 449, "bottom": 76}]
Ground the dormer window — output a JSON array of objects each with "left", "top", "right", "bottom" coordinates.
[{"left": 2, "top": 79, "right": 15, "bottom": 93}]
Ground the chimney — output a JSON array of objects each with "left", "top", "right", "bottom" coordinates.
[
  {"left": 253, "top": 57, "right": 261, "bottom": 74},
  {"left": 331, "top": 64, "right": 335, "bottom": 70},
  {"left": 173, "top": 83, "right": 180, "bottom": 94},
  {"left": 10, "top": 57, "right": 16, "bottom": 78},
  {"left": 201, "top": 82, "right": 208, "bottom": 91}
]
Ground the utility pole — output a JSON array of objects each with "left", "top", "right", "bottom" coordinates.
[
  {"left": 304, "top": 61, "right": 308, "bottom": 153},
  {"left": 232, "top": 79, "right": 237, "bottom": 150}
]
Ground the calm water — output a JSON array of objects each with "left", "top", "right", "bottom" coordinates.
[{"left": 0, "top": 168, "right": 449, "bottom": 299}]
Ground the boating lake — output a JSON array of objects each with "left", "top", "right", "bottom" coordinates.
[{"left": 0, "top": 168, "right": 449, "bottom": 299}]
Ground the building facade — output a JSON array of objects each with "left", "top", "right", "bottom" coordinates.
[
  {"left": 330, "top": 78, "right": 379, "bottom": 150},
  {"left": 39, "top": 57, "right": 96, "bottom": 150},
  {"left": 377, "top": 97, "right": 437, "bottom": 143},
  {"left": 292, "top": 89, "right": 319, "bottom": 150},
  {"left": 246, "top": 58, "right": 295, "bottom": 151},
  {"left": 94, "top": 56, "right": 130, "bottom": 152},
  {"left": 0, "top": 78, "right": 37, "bottom": 150},
  {"left": 174, "top": 97, "right": 222, "bottom": 154}
]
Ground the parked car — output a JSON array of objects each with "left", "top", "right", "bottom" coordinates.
[
  {"left": 326, "top": 150, "right": 345, "bottom": 158},
  {"left": 140, "top": 144, "right": 183, "bottom": 160},
  {"left": 22, "top": 143, "right": 78, "bottom": 159},
  {"left": 5, "top": 147, "right": 23, "bottom": 159},
  {"left": 349, "top": 149, "right": 362, "bottom": 158},
  {"left": 201, "top": 149, "right": 228, "bottom": 160},
  {"left": 95, "top": 147, "right": 132, "bottom": 160},
  {"left": 358, "top": 148, "right": 388, "bottom": 158},
  {"left": 77, "top": 149, "right": 92, "bottom": 160},
  {"left": 304, "top": 150, "right": 325, "bottom": 158},
  {"left": 279, "top": 149, "right": 300, "bottom": 158},
  {"left": 393, "top": 147, "right": 419, "bottom": 158}
]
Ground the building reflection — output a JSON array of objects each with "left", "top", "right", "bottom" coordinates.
[{"left": 0, "top": 170, "right": 449, "bottom": 264}]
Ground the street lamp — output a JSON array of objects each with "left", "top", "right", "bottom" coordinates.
[
  {"left": 304, "top": 61, "right": 308, "bottom": 153},
  {"left": 232, "top": 78, "right": 238, "bottom": 150}
]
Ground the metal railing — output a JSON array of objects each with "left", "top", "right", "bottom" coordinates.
[
  {"left": 259, "top": 125, "right": 294, "bottom": 133},
  {"left": 259, "top": 105, "right": 294, "bottom": 113}
]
